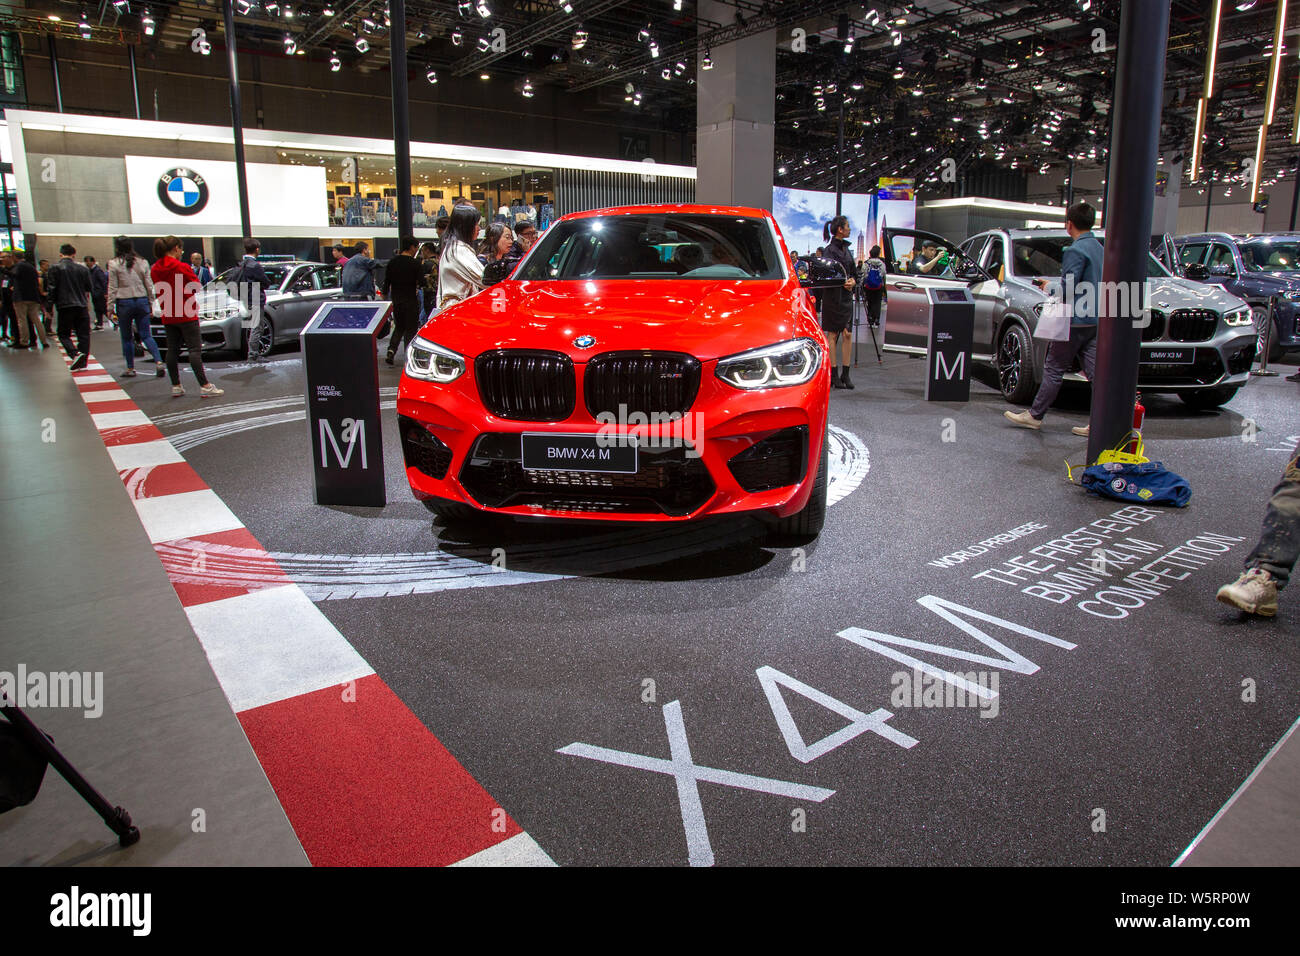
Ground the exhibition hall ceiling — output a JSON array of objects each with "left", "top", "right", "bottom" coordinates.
[{"left": 2, "top": 1, "right": 1293, "bottom": 197}]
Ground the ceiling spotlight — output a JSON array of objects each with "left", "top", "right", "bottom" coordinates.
[
  {"left": 865, "top": 8, "right": 880, "bottom": 26},
  {"left": 674, "top": 61, "right": 686, "bottom": 74},
  {"left": 1235, "top": 0, "right": 1258, "bottom": 9},
  {"left": 79, "top": 13, "right": 92, "bottom": 39},
  {"left": 844, "top": 36, "right": 854, "bottom": 54},
  {"left": 891, "top": 31, "right": 901, "bottom": 46},
  {"left": 674, "top": 0, "right": 683, "bottom": 9},
  {"left": 284, "top": 35, "right": 297, "bottom": 55},
  {"left": 893, "top": 65, "right": 904, "bottom": 78},
  {"left": 662, "top": 68, "right": 671, "bottom": 80},
  {"left": 323, "top": 4, "right": 334, "bottom": 14},
  {"left": 638, "top": 26, "right": 651, "bottom": 42},
  {"left": 522, "top": 77, "right": 534, "bottom": 97},
  {"left": 476, "top": 0, "right": 491, "bottom": 17},
  {"left": 426, "top": 65, "right": 438, "bottom": 83},
  {"left": 572, "top": 26, "right": 588, "bottom": 49},
  {"left": 142, "top": 10, "right": 155, "bottom": 34},
  {"left": 649, "top": 41, "right": 660, "bottom": 57},
  {"left": 477, "top": 36, "right": 491, "bottom": 52},
  {"left": 451, "top": 29, "right": 463, "bottom": 45},
  {"left": 284, "top": 5, "right": 294, "bottom": 19},
  {"left": 701, "top": 51, "right": 713, "bottom": 70},
  {"left": 362, "top": 16, "right": 376, "bottom": 30},
  {"left": 236, "top": 0, "right": 252, "bottom": 12},
  {"left": 480, "top": 72, "right": 490, "bottom": 80},
  {"left": 355, "top": 36, "right": 369, "bottom": 52},
  {"left": 330, "top": 51, "right": 341, "bottom": 70},
  {"left": 265, "top": 1, "right": 279, "bottom": 11},
  {"left": 558, "top": 0, "right": 574, "bottom": 12},
  {"left": 113, "top": 0, "right": 129, "bottom": 10},
  {"left": 458, "top": 0, "right": 472, "bottom": 13}
]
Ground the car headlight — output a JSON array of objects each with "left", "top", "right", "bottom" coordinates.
[
  {"left": 1283, "top": 291, "right": 1300, "bottom": 302},
  {"left": 1223, "top": 307, "right": 1254, "bottom": 327},
  {"left": 715, "top": 338, "right": 822, "bottom": 389},
  {"left": 405, "top": 336, "right": 465, "bottom": 383}
]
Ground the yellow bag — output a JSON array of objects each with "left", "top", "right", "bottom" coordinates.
[{"left": 1067, "top": 430, "right": 1148, "bottom": 482}]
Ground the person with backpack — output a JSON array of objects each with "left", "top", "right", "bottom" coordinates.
[
  {"left": 820, "top": 216, "right": 858, "bottom": 390},
  {"left": 861, "top": 244, "right": 887, "bottom": 329}
]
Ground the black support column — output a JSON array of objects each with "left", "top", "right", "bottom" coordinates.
[
  {"left": 222, "top": 0, "right": 253, "bottom": 240},
  {"left": 389, "top": 0, "right": 414, "bottom": 239},
  {"left": 48, "top": 36, "right": 63, "bottom": 113},
  {"left": 127, "top": 44, "right": 142, "bottom": 120},
  {"left": 1087, "top": 0, "right": 1170, "bottom": 462}
]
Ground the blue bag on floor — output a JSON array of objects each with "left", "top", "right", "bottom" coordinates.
[{"left": 1080, "top": 460, "right": 1191, "bottom": 507}]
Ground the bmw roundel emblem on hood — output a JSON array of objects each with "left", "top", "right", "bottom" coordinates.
[
  {"left": 573, "top": 335, "right": 596, "bottom": 348},
  {"left": 158, "top": 167, "right": 209, "bottom": 216}
]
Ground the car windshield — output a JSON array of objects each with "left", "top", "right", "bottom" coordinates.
[
  {"left": 515, "top": 214, "right": 785, "bottom": 280},
  {"left": 1239, "top": 239, "right": 1300, "bottom": 272},
  {"left": 1010, "top": 237, "right": 1165, "bottom": 279},
  {"left": 214, "top": 265, "right": 288, "bottom": 288}
]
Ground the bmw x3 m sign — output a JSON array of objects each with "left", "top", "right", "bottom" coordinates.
[{"left": 157, "top": 167, "right": 209, "bottom": 216}]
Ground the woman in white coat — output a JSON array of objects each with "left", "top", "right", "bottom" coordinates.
[{"left": 436, "top": 203, "right": 485, "bottom": 312}]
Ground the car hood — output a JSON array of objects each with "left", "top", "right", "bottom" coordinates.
[
  {"left": 421, "top": 279, "right": 805, "bottom": 361},
  {"left": 1147, "top": 277, "right": 1248, "bottom": 312},
  {"left": 1237, "top": 271, "right": 1300, "bottom": 295}
]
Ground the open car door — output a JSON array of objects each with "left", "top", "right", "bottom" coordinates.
[{"left": 880, "top": 227, "right": 995, "bottom": 354}]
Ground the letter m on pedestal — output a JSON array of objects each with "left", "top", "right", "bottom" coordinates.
[
  {"left": 320, "top": 418, "right": 367, "bottom": 469},
  {"left": 935, "top": 352, "right": 965, "bottom": 380}
]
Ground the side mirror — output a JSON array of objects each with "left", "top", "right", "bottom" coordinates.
[{"left": 1183, "top": 262, "right": 1209, "bottom": 280}]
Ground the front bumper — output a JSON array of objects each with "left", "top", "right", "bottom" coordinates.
[
  {"left": 397, "top": 357, "right": 831, "bottom": 522},
  {"left": 1060, "top": 328, "right": 1258, "bottom": 391}
]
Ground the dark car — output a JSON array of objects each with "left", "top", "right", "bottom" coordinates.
[{"left": 1168, "top": 233, "right": 1300, "bottom": 362}]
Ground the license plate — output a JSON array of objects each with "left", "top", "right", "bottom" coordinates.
[
  {"left": 1144, "top": 348, "right": 1194, "bottom": 364},
  {"left": 521, "top": 433, "right": 638, "bottom": 473}
]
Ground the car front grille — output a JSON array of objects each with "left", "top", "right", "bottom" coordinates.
[
  {"left": 399, "top": 415, "right": 453, "bottom": 480},
  {"left": 1142, "top": 311, "right": 1166, "bottom": 342},
  {"left": 727, "top": 426, "right": 809, "bottom": 493},
  {"left": 459, "top": 434, "right": 715, "bottom": 516},
  {"left": 1167, "top": 309, "right": 1218, "bottom": 342},
  {"left": 474, "top": 350, "right": 576, "bottom": 422},
  {"left": 583, "top": 351, "right": 701, "bottom": 420}
]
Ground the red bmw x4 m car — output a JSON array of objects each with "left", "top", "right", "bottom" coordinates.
[{"left": 396, "top": 204, "right": 833, "bottom": 538}]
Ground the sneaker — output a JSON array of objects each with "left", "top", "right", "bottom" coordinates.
[
  {"left": 385, "top": 353, "right": 395, "bottom": 366},
  {"left": 155, "top": 362, "right": 166, "bottom": 378},
  {"left": 1071, "top": 424, "right": 1090, "bottom": 437},
  {"left": 1004, "top": 409, "right": 1042, "bottom": 430},
  {"left": 1216, "top": 568, "right": 1279, "bottom": 617},
  {"left": 172, "top": 385, "right": 185, "bottom": 397},
  {"left": 199, "top": 383, "right": 225, "bottom": 398},
  {"left": 69, "top": 353, "right": 89, "bottom": 371},
  {"left": 120, "top": 368, "right": 137, "bottom": 378},
  {"left": 1286, "top": 370, "right": 1300, "bottom": 383}
]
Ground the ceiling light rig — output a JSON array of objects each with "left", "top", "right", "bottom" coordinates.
[
  {"left": 451, "top": 28, "right": 463, "bottom": 45},
  {"left": 522, "top": 77, "right": 534, "bottom": 97},
  {"left": 141, "top": 9, "right": 155, "bottom": 35},
  {"left": 355, "top": 34, "right": 369, "bottom": 53},
  {"left": 572, "top": 26, "right": 588, "bottom": 50},
  {"left": 426, "top": 66, "right": 438, "bottom": 83},
  {"left": 476, "top": 0, "right": 491, "bottom": 18},
  {"left": 284, "top": 34, "right": 297, "bottom": 55},
  {"left": 330, "top": 50, "right": 341, "bottom": 71},
  {"left": 79, "top": 12, "right": 92, "bottom": 39}
]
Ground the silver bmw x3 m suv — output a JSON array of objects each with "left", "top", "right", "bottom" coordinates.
[{"left": 878, "top": 226, "right": 1257, "bottom": 409}]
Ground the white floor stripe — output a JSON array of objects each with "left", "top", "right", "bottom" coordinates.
[
  {"left": 73, "top": 374, "right": 115, "bottom": 385},
  {"left": 107, "top": 439, "right": 186, "bottom": 470},
  {"left": 184, "top": 585, "right": 376, "bottom": 712},
  {"left": 81, "top": 388, "right": 131, "bottom": 404},
  {"left": 451, "top": 832, "right": 558, "bottom": 867},
  {"left": 133, "top": 488, "right": 244, "bottom": 543},
  {"left": 91, "top": 408, "right": 152, "bottom": 429}
]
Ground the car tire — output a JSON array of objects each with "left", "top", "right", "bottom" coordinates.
[
  {"left": 421, "top": 497, "right": 478, "bottom": 524},
  {"left": 250, "top": 314, "right": 274, "bottom": 359},
  {"left": 767, "top": 428, "right": 828, "bottom": 544},
  {"left": 997, "top": 322, "right": 1038, "bottom": 405},
  {"left": 1179, "top": 385, "right": 1240, "bottom": 410},
  {"left": 1252, "top": 305, "right": 1284, "bottom": 364}
]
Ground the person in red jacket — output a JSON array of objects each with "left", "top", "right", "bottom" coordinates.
[{"left": 151, "top": 236, "right": 222, "bottom": 398}]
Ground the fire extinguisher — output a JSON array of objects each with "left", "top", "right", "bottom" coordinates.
[{"left": 1127, "top": 391, "right": 1145, "bottom": 454}]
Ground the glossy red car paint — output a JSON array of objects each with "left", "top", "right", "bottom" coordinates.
[{"left": 396, "top": 204, "right": 830, "bottom": 522}]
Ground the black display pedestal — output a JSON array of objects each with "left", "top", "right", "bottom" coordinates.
[
  {"left": 924, "top": 287, "right": 975, "bottom": 402},
  {"left": 300, "top": 301, "right": 392, "bottom": 507}
]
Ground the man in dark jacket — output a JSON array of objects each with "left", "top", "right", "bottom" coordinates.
[
  {"left": 47, "top": 243, "right": 94, "bottom": 369},
  {"left": 1004, "top": 202, "right": 1104, "bottom": 435},
  {"left": 382, "top": 237, "right": 422, "bottom": 365},
  {"left": 10, "top": 250, "right": 48, "bottom": 348},
  {"left": 233, "top": 237, "right": 271, "bottom": 362},
  {"left": 85, "top": 256, "right": 110, "bottom": 328},
  {"left": 341, "top": 241, "right": 381, "bottom": 299}
]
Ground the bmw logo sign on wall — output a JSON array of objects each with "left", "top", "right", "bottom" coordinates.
[
  {"left": 573, "top": 335, "right": 596, "bottom": 349},
  {"left": 158, "top": 167, "right": 209, "bottom": 216}
]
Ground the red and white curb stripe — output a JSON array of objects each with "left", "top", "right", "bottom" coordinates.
[{"left": 60, "top": 350, "right": 554, "bottom": 867}]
